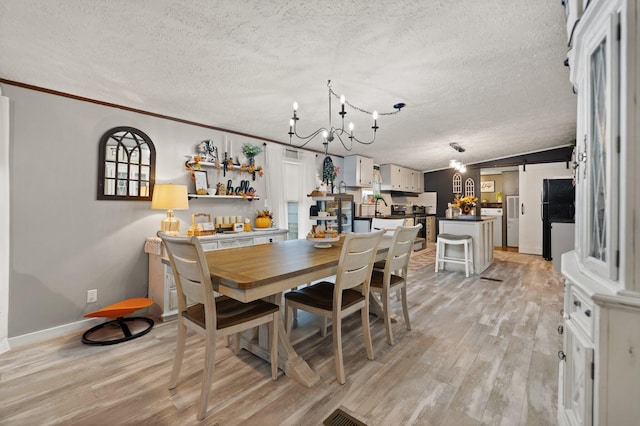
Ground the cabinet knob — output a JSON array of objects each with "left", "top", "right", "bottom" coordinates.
[
  {"left": 584, "top": 309, "right": 591, "bottom": 317},
  {"left": 573, "top": 299, "right": 581, "bottom": 308},
  {"left": 558, "top": 351, "right": 566, "bottom": 361},
  {"left": 557, "top": 325, "right": 564, "bottom": 335}
]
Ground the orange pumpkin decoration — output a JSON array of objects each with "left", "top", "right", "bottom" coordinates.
[{"left": 255, "top": 217, "right": 271, "bottom": 228}]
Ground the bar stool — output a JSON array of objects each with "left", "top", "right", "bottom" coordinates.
[{"left": 435, "top": 234, "right": 474, "bottom": 277}]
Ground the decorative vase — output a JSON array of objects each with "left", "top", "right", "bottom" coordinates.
[{"left": 255, "top": 217, "right": 271, "bottom": 228}]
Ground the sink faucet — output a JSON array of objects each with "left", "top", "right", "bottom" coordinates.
[{"left": 374, "top": 196, "right": 388, "bottom": 217}]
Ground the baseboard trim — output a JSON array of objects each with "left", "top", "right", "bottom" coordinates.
[
  {"left": 8, "top": 317, "right": 102, "bottom": 348},
  {"left": 0, "top": 337, "right": 10, "bottom": 355}
]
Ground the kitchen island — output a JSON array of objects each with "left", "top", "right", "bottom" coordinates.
[{"left": 438, "top": 216, "right": 495, "bottom": 274}]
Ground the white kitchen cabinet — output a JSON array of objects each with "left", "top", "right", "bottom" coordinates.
[
  {"left": 343, "top": 155, "right": 374, "bottom": 187},
  {"left": 558, "top": 1, "right": 640, "bottom": 425},
  {"left": 380, "top": 164, "right": 423, "bottom": 192},
  {"left": 380, "top": 164, "right": 403, "bottom": 190},
  {"left": 145, "top": 229, "right": 288, "bottom": 321}
]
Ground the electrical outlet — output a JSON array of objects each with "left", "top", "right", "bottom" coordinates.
[{"left": 87, "top": 289, "right": 98, "bottom": 303}]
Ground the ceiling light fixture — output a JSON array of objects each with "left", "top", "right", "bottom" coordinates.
[
  {"left": 449, "top": 143, "right": 467, "bottom": 173},
  {"left": 288, "top": 80, "right": 404, "bottom": 154}
]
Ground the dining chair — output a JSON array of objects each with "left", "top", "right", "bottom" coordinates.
[
  {"left": 368, "top": 224, "right": 421, "bottom": 345},
  {"left": 284, "top": 230, "right": 384, "bottom": 384},
  {"left": 370, "top": 217, "right": 405, "bottom": 236},
  {"left": 158, "top": 232, "right": 280, "bottom": 421}
]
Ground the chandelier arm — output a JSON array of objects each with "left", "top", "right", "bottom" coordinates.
[
  {"left": 328, "top": 87, "right": 400, "bottom": 116},
  {"left": 334, "top": 131, "right": 353, "bottom": 152},
  {"left": 292, "top": 127, "right": 327, "bottom": 146},
  {"left": 348, "top": 131, "right": 377, "bottom": 145}
]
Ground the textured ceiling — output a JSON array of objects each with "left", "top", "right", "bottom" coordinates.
[{"left": 0, "top": 0, "right": 576, "bottom": 171}]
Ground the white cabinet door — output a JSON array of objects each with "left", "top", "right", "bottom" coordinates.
[
  {"left": 518, "top": 162, "right": 571, "bottom": 254},
  {"left": 358, "top": 156, "right": 374, "bottom": 187},
  {"left": 344, "top": 155, "right": 373, "bottom": 187},
  {"left": 560, "top": 324, "right": 593, "bottom": 426},
  {"left": 380, "top": 164, "right": 403, "bottom": 190}
]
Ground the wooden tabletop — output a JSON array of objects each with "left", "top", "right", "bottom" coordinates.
[
  {"left": 205, "top": 238, "right": 347, "bottom": 290},
  {"left": 205, "top": 235, "right": 423, "bottom": 303}
]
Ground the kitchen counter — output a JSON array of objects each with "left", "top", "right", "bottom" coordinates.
[
  {"left": 438, "top": 216, "right": 487, "bottom": 222},
  {"left": 438, "top": 217, "right": 495, "bottom": 274},
  {"left": 354, "top": 214, "right": 409, "bottom": 220}
]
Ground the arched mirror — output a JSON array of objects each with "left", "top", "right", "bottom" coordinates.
[{"left": 97, "top": 127, "right": 156, "bottom": 200}]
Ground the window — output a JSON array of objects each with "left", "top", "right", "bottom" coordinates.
[
  {"left": 98, "top": 127, "right": 156, "bottom": 200},
  {"left": 287, "top": 201, "right": 299, "bottom": 240}
]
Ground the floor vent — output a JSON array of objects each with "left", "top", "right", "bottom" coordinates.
[
  {"left": 481, "top": 276, "right": 503, "bottom": 282},
  {"left": 324, "top": 408, "right": 367, "bottom": 426}
]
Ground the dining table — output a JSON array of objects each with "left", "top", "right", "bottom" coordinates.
[{"left": 204, "top": 235, "right": 422, "bottom": 387}]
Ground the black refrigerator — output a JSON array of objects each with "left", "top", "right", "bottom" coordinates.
[{"left": 542, "top": 178, "right": 575, "bottom": 260}]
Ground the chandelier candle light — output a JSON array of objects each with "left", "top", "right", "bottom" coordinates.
[{"left": 288, "top": 80, "right": 405, "bottom": 153}]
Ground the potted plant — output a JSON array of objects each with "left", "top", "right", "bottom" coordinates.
[{"left": 242, "top": 143, "right": 262, "bottom": 165}]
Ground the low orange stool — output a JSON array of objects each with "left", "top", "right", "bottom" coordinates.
[{"left": 82, "top": 298, "right": 154, "bottom": 346}]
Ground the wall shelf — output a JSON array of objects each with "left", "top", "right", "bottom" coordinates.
[{"left": 188, "top": 194, "right": 260, "bottom": 200}]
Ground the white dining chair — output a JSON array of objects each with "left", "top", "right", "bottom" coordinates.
[
  {"left": 369, "top": 224, "right": 421, "bottom": 345},
  {"left": 371, "top": 217, "right": 405, "bottom": 236},
  {"left": 158, "top": 232, "right": 280, "bottom": 421},
  {"left": 284, "top": 230, "right": 384, "bottom": 384}
]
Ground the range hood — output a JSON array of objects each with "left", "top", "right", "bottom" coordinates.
[{"left": 389, "top": 190, "right": 419, "bottom": 197}]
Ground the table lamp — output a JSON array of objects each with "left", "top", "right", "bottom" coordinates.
[{"left": 151, "top": 184, "right": 189, "bottom": 236}]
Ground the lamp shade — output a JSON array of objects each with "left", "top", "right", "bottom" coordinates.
[{"left": 151, "top": 184, "right": 189, "bottom": 210}]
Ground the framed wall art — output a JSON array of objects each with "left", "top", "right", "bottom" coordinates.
[{"left": 481, "top": 180, "right": 495, "bottom": 192}]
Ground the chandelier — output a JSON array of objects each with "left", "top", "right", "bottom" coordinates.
[
  {"left": 288, "top": 80, "right": 404, "bottom": 153},
  {"left": 449, "top": 142, "right": 466, "bottom": 173}
]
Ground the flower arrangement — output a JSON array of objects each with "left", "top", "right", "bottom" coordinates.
[
  {"left": 256, "top": 209, "right": 273, "bottom": 219},
  {"left": 453, "top": 195, "right": 478, "bottom": 214}
]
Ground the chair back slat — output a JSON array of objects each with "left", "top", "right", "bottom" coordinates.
[
  {"left": 371, "top": 218, "right": 405, "bottom": 236},
  {"left": 335, "top": 231, "right": 384, "bottom": 293},
  {"left": 157, "top": 232, "right": 216, "bottom": 319},
  {"left": 385, "top": 225, "right": 422, "bottom": 276}
]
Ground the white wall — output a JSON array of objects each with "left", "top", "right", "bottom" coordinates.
[{"left": 2, "top": 83, "right": 297, "bottom": 339}]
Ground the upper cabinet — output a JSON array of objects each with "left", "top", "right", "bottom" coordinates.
[
  {"left": 570, "top": 0, "right": 626, "bottom": 289},
  {"left": 343, "top": 155, "right": 374, "bottom": 187},
  {"left": 380, "top": 164, "right": 423, "bottom": 193}
]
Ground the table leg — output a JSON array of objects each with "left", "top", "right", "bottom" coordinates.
[
  {"left": 240, "top": 293, "right": 320, "bottom": 388},
  {"left": 368, "top": 292, "right": 399, "bottom": 323}
]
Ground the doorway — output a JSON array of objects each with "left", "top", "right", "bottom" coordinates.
[{"left": 480, "top": 166, "right": 519, "bottom": 249}]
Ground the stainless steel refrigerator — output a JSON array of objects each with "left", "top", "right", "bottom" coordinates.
[{"left": 542, "top": 178, "right": 575, "bottom": 260}]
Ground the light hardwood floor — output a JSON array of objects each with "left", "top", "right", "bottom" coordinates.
[{"left": 0, "top": 245, "right": 563, "bottom": 425}]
